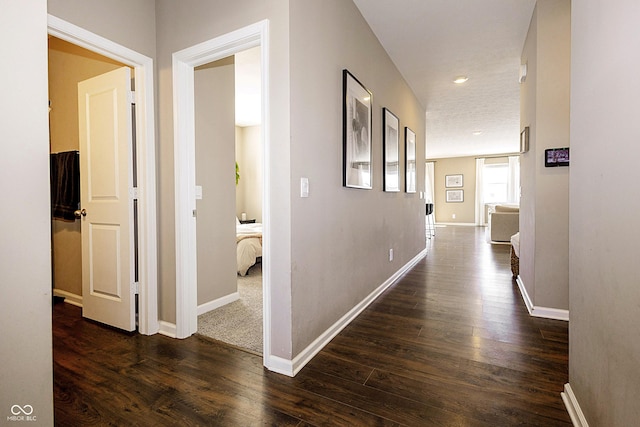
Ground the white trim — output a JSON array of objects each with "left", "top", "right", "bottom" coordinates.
[
  {"left": 436, "top": 222, "right": 477, "bottom": 227},
  {"left": 172, "top": 19, "right": 271, "bottom": 368},
  {"left": 158, "top": 321, "right": 177, "bottom": 338},
  {"left": 516, "top": 276, "right": 570, "bottom": 321},
  {"left": 48, "top": 15, "right": 159, "bottom": 335},
  {"left": 197, "top": 292, "right": 240, "bottom": 316},
  {"left": 561, "top": 383, "right": 589, "bottom": 427},
  {"left": 272, "top": 249, "right": 428, "bottom": 377},
  {"left": 53, "top": 289, "right": 83, "bottom": 308}
]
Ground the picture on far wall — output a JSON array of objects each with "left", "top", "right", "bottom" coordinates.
[
  {"left": 446, "top": 189, "right": 464, "bottom": 203},
  {"left": 383, "top": 108, "right": 400, "bottom": 192},
  {"left": 405, "top": 127, "right": 416, "bottom": 193},
  {"left": 445, "top": 174, "right": 463, "bottom": 188},
  {"left": 343, "top": 69, "right": 373, "bottom": 189}
]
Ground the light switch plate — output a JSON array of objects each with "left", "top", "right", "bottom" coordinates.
[
  {"left": 301, "top": 177, "right": 309, "bottom": 198},
  {"left": 195, "top": 185, "right": 203, "bottom": 200}
]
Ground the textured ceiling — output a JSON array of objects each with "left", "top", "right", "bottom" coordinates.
[{"left": 353, "top": 0, "right": 536, "bottom": 159}]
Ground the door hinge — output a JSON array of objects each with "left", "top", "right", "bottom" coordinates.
[
  {"left": 128, "top": 90, "right": 136, "bottom": 104},
  {"left": 133, "top": 281, "right": 139, "bottom": 295},
  {"left": 130, "top": 187, "right": 139, "bottom": 200}
]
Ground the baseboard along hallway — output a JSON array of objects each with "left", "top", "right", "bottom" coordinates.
[{"left": 53, "top": 226, "right": 570, "bottom": 425}]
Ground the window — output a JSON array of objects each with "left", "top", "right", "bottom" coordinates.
[{"left": 483, "top": 164, "right": 509, "bottom": 203}]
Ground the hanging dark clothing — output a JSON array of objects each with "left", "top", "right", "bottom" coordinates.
[{"left": 50, "top": 151, "right": 80, "bottom": 221}]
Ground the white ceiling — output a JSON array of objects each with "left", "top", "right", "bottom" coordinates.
[{"left": 353, "top": 0, "right": 536, "bottom": 159}]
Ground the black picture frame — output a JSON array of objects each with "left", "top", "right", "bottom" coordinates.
[
  {"left": 343, "top": 70, "right": 373, "bottom": 189},
  {"left": 545, "top": 147, "right": 570, "bottom": 167},
  {"left": 383, "top": 108, "right": 400, "bottom": 192},
  {"left": 405, "top": 127, "right": 416, "bottom": 193}
]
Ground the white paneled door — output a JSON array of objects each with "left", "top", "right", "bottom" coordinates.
[{"left": 78, "top": 67, "right": 136, "bottom": 331}]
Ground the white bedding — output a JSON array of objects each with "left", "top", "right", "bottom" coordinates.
[{"left": 237, "top": 222, "right": 262, "bottom": 276}]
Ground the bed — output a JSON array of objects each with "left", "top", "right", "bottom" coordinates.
[{"left": 236, "top": 219, "right": 262, "bottom": 276}]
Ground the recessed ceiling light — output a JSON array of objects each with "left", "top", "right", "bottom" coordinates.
[
  {"left": 472, "top": 130, "right": 483, "bottom": 136},
  {"left": 453, "top": 76, "right": 469, "bottom": 84}
]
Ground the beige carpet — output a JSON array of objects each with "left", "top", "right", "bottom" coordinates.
[{"left": 197, "top": 263, "right": 263, "bottom": 354}]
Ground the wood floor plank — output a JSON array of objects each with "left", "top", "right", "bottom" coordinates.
[{"left": 53, "top": 226, "right": 570, "bottom": 426}]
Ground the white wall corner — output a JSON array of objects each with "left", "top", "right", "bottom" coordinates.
[
  {"left": 516, "top": 276, "right": 569, "bottom": 321},
  {"left": 561, "top": 383, "right": 589, "bottom": 427},
  {"left": 270, "top": 249, "right": 428, "bottom": 377}
]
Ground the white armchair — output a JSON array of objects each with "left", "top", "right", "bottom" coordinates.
[{"left": 488, "top": 204, "right": 519, "bottom": 242}]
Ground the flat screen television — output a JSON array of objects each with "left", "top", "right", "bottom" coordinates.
[{"left": 545, "top": 147, "right": 570, "bottom": 167}]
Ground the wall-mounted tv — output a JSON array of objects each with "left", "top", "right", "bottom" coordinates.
[{"left": 545, "top": 147, "right": 570, "bottom": 167}]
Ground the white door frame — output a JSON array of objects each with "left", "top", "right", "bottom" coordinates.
[
  {"left": 48, "top": 15, "right": 159, "bottom": 335},
  {"left": 172, "top": 20, "right": 272, "bottom": 363}
]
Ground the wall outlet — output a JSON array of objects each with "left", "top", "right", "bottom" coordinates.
[
  {"left": 452, "top": 213, "right": 456, "bottom": 219},
  {"left": 389, "top": 248, "right": 394, "bottom": 261}
]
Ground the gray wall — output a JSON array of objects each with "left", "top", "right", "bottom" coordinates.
[
  {"left": 195, "top": 60, "right": 238, "bottom": 306},
  {"left": 0, "top": 0, "right": 54, "bottom": 424},
  {"left": 289, "top": 0, "right": 426, "bottom": 354},
  {"left": 570, "top": 0, "right": 640, "bottom": 424},
  {"left": 520, "top": 0, "right": 570, "bottom": 311}
]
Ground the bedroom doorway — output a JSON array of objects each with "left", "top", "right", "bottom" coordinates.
[
  {"left": 172, "top": 21, "right": 273, "bottom": 367},
  {"left": 193, "top": 46, "right": 264, "bottom": 355}
]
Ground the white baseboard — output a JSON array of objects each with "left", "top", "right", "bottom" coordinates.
[
  {"left": 516, "top": 276, "right": 569, "bottom": 321},
  {"left": 53, "top": 289, "right": 83, "bottom": 307},
  {"left": 158, "top": 320, "right": 177, "bottom": 338},
  {"left": 274, "top": 249, "right": 428, "bottom": 377},
  {"left": 561, "top": 383, "right": 589, "bottom": 427},
  {"left": 265, "top": 355, "right": 294, "bottom": 377},
  {"left": 197, "top": 292, "right": 240, "bottom": 316},
  {"left": 436, "top": 222, "right": 477, "bottom": 227}
]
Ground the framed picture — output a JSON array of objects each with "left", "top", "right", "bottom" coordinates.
[
  {"left": 383, "top": 108, "right": 400, "bottom": 192},
  {"left": 405, "top": 127, "right": 416, "bottom": 193},
  {"left": 445, "top": 174, "right": 463, "bottom": 188},
  {"left": 446, "top": 189, "right": 464, "bottom": 203},
  {"left": 343, "top": 69, "right": 373, "bottom": 189},
  {"left": 520, "top": 126, "right": 530, "bottom": 153}
]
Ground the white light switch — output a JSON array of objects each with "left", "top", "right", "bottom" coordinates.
[
  {"left": 300, "top": 177, "right": 309, "bottom": 198},
  {"left": 195, "top": 185, "right": 203, "bottom": 200}
]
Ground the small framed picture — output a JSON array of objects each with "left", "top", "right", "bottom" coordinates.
[
  {"left": 446, "top": 189, "right": 464, "bottom": 203},
  {"left": 343, "top": 69, "right": 373, "bottom": 189},
  {"left": 520, "top": 126, "right": 530, "bottom": 153},
  {"left": 405, "top": 127, "right": 416, "bottom": 193},
  {"left": 383, "top": 108, "right": 400, "bottom": 192},
  {"left": 445, "top": 174, "right": 463, "bottom": 188}
]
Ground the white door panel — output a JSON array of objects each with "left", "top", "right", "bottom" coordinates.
[{"left": 78, "top": 67, "right": 135, "bottom": 331}]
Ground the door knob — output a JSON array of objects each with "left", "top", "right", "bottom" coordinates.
[{"left": 74, "top": 209, "right": 87, "bottom": 218}]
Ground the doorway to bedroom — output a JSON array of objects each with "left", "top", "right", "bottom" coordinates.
[
  {"left": 193, "top": 46, "right": 264, "bottom": 355},
  {"left": 172, "top": 21, "right": 271, "bottom": 361}
]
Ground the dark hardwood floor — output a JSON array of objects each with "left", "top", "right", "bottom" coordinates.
[{"left": 53, "top": 226, "right": 570, "bottom": 426}]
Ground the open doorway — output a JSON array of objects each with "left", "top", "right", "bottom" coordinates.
[
  {"left": 193, "top": 47, "right": 264, "bottom": 354},
  {"left": 172, "top": 21, "right": 274, "bottom": 367},
  {"left": 48, "top": 15, "right": 158, "bottom": 335}
]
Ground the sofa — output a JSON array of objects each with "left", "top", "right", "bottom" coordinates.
[{"left": 488, "top": 204, "right": 519, "bottom": 242}]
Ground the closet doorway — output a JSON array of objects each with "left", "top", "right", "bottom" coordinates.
[{"left": 48, "top": 16, "right": 158, "bottom": 335}]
